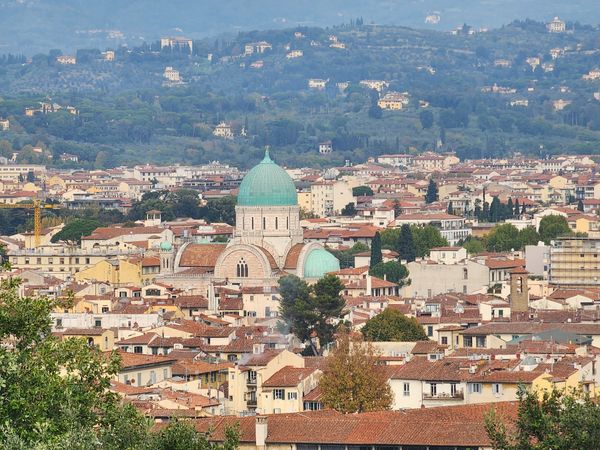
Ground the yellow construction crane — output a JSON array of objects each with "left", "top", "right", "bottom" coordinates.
[{"left": 0, "top": 200, "right": 61, "bottom": 247}]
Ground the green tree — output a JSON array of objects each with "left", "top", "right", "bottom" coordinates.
[
  {"left": 341, "top": 202, "right": 357, "bottom": 216},
  {"left": 425, "top": 178, "right": 438, "bottom": 204},
  {"left": 320, "top": 332, "right": 393, "bottom": 414},
  {"left": 278, "top": 274, "right": 345, "bottom": 354},
  {"left": 419, "top": 110, "right": 434, "bottom": 129},
  {"left": 518, "top": 226, "right": 541, "bottom": 248},
  {"left": 539, "top": 215, "right": 571, "bottom": 244},
  {"left": 506, "top": 197, "right": 514, "bottom": 219},
  {"left": 50, "top": 219, "right": 101, "bottom": 244},
  {"left": 412, "top": 225, "right": 449, "bottom": 258},
  {"left": 370, "top": 231, "right": 383, "bottom": 268},
  {"left": 578, "top": 199, "right": 585, "bottom": 212},
  {"left": 489, "top": 196, "right": 502, "bottom": 222},
  {"left": 447, "top": 201, "right": 454, "bottom": 215},
  {"left": 485, "top": 388, "right": 600, "bottom": 450},
  {"left": 352, "top": 185, "right": 374, "bottom": 197},
  {"left": 461, "top": 236, "right": 486, "bottom": 255},
  {"left": 514, "top": 199, "right": 520, "bottom": 217},
  {"left": 0, "top": 277, "right": 241, "bottom": 449},
  {"left": 369, "top": 261, "right": 409, "bottom": 285},
  {"left": 396, "top": 224, "right": 416, "bottom": 262},
  {"left": 361, "top": 309, "right": 428, "bottom": 341},
  {"left": 486, "top": 223, "right": 521, "bottom": 252}
]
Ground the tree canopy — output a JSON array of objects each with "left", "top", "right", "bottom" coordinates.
[
  {"left": 50, "top": 218, "right": 101, "bottom": 244},
  {"left": 485, "top": 388, "right": 600, "bottom": 450},
  {"left": 370, "top": 231, "right": 383, "bottom": 268},
  {"left": 538, "top": 215, "right": 572, "bottom": 244},
  {"left": 320, "top": 332, "right": 393, "bottom": 414},
  {"left": 369, "top": 261, "right": 409, "bottom": 285},
  {"left": 396, "top": 224, "right": 416, "bottom": 262},
  {"left": 0, "top": 275, "right": 240, "bottom": 449},
  {"left": 361, "top": 309, "right": 428, "bottom": 341},
  {"left": 425, "top": 179, "right": 439, "bottom": 204},
  {"left": 278, "top": 274, "right": 345, "bottom": 354}
]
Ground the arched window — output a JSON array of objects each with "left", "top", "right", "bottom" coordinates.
[
  {"left": 237, "top": 258, "right": 249, "bottom": 278},
  {"left": 463, "top": 268, "right": 468, "bottom": 280}
]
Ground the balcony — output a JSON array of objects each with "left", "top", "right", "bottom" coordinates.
[
  {"left": 423, "top": 391, "right": 464, "bottom": 401},
  {"left": 247, "top": 377, "right": 257, "bottom": 386}
]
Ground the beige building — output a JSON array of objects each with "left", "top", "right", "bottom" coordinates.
[
  {"left": 309, "top": 180, "right": 354, "bottom": 217},
  {"left": 227, "top": 349, "right": 305, "bottom": 415},
  {"left": 549, "top": 237, "right": 600, "bottom": 287}
]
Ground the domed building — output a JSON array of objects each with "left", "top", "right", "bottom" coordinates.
[{"left": 172, "top": 149, "right": 339, "bottom": 287}]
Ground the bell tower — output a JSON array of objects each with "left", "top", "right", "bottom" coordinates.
[{"left": 509, "top": 267, "right": 529, "bottom": 313}]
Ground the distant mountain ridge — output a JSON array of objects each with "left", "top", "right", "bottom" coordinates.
[{"left": 0, "top": 0, "right": 599, "bottom": 54}]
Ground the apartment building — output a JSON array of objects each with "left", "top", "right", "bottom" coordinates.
[{"left": 549, "top": 237, "right": 600, "bottom": 287}]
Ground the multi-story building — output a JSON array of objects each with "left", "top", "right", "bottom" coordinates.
[
  {"left": 549, "top": 237, "right": 600, "bottom": 287},
  {"left": 309, "top": 181, "right": 354, "bottom": 217},
  {"left": 160, "top": 37, "right": 193, "bottom": 53},
  {"left": 163, "top": 66, "right": 181, "bottom": 82}
]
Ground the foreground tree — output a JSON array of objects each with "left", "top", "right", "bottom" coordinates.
[
  {"left": 279, "top": 274, "right": 345, "bottom": 354},
  {"left": 320, "top": 333, "right": 393, "bottom": 413},
  {"left": 361, "top": 309, "right": 428, "bottom": 341},
  {"left": 485, "top": 388, "right": 600, "bottom": 450},
  {"left": 412, "top": 225, "right": 449, "bottom": 258},
  {"left": 0, "top": 275, "right": 239, "bottom": 449}
]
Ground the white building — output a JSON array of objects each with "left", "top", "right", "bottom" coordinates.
[
  {"left": 163, "top": 66, "right": 181, "bottom": 82},
  {"left": 547, "top": 16, "right": 566, "bottom": 33}
]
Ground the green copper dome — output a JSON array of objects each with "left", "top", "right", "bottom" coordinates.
[
  {"left": 237, "top": 149, "right": 297, "bottom": 207},
  {"left": 159, "top": 241, "right": 172, "bottom": 251},
  {"left": 303, "top": 248, "right": 340, "bottom": 279}
]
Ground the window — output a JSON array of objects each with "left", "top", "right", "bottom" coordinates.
[
  {"left": 273, "top": 389, "right": 285, "bottom": 400},
  {"left": 463, "top": 268, "right": 468, "bottom": 279},
  {"left": 441, "top": 336, "right": 448, "bottom": 345},
  {"left": 498, "top": 309, "right": 504, "bottom": 317},
  {"left": 134, "top": 346, "right": 143, "bottom": 354},
  {"left": 48, "top": 258, "right": 53, "bottom": 265},
  {"left": 101, "top": 306, "right": 109, "bottom": 313},
  {"left": 275, "top": 217, "right": 278, "bottom": 229},
  {"left": 475, "top": 336, "right": 486, "bottom": 348},
  {"left": 56, "top": 318, "right": 63, "bottom": 328},
  {"left": 287, "top": 391, "right": 298, "bottom": 400},
  {"left": 450, "top": 383, "right": 457, "bottom": 397},
  {"left": 430, "top": 383, "right": 437, "bottom": 396},
  {"left": 403, "top": 382, "right": 410, "bottom": 396},
  {"left": 36, "top": 258, "right": 41, "bottom": 264},
  {"left": 463, "top": 336, "right": 473, "bottom": 347},
  {"left": 236, "top": 258, "right": 249, "bottom": 277},
  {"left": 427, "top": 326, "right": 433, "bottom": 337},
  {"left": 94, "top": 319, "right": 102, "bottom": 328},
  {"left": 263, "top": 217, "right": 266, "bottom": 229},
  {"left": 85, "top": 258, "right": 90, "bottom": 264},
  {"left": 470, "top": 383, "right": 482, "bottom": 394},
  {"left": 463, "top": 285, "right": 467, "bottom": 294},
  {"left": 251, "top": 217, "right": 254, "bottom": 230},
  {"left": 492, "top": 383, "right": 502, "bottom": 395}
]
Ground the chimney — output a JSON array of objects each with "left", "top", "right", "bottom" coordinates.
[
  {"left": 366, "top": 274, "right": 372, "bottom": 295},
  {"left": 256, "top": 416, "right": 268, "bottom": 449}
]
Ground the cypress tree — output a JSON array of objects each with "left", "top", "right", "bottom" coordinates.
[
  {"left": 396, "top": 224, "right": 416, "bottom": 262},
  {"left": 370, "top": 232, "right": 383, "bottom": 268},
  {"left": 578, "top": 199, "right": 584, "bottom": 212},
  {"left": 514, "top": 199, "right": 520, "bottom": 216},
  {"left": 447, "top": 201, "right": 454, "bottom": 215},
  {"left": 425, "top": 179, "right": 439, "bottom": 204},
  {"left": 489, "top": 196, "right": 501, "bottom": 222},
  {"left": 506, "top": 197, "right": 514, "bottom": 219}
]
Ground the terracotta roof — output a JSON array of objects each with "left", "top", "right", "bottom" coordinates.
[
  {"left": 194, "top": 403, "right": 518, "bottom": 447},
  {"left": 462, "top": 322, "right": 600, "bottom": 336},
  {"left": 262, "top": 366, "right": 318, "bottom": 387},
  {"left": 83, "top": 226, "right": 165, "bottom": 240},
  {"left": 284, "top": 243, "right": 305, "bottom": 269},
  {"left": 178, "top": 244, "right": 226, "bottom": 268},
  {"left": 116, "top": 351, "right": 177, "bottom": 369},
  {"left": 62, "top": 328, "right": 109, "bottom": 336}
]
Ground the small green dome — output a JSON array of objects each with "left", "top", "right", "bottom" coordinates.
[
  {"left": 160, "top": 241, "right": 172, "bottom": 251},
  {"left": 237, "top": 149, "right": 297, "bottom": 207},
  {"left": 303, "top": 248, "right": 340, "bottom": 279}
]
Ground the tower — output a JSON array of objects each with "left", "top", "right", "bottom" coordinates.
[
  {"left": 159, "top": 241, "right": 174, "bottom": 274},
  {"left": 509, "top": 267, "right": 529, "bottom": 313}
]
